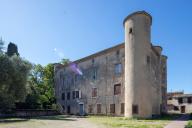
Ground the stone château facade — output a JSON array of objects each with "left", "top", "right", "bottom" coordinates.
[{"left": 54, "top": 11, "right": 167, "bottom": 118}]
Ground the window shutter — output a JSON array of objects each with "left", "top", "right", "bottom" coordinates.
[{"left": 79, "top": 90, "right": 81, "bottom": 98}]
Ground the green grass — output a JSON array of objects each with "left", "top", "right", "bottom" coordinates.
[
  {"left": 186, "top": 121, "right": 192, "bottom": 128},
  {"left": 186, "top": 114, "right": 192, "bottom": 128},
  {"left": 87, "top": 116, "right": 172, "bottom": 128}
]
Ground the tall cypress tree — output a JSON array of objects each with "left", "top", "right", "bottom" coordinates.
[{"left": 7, "top": 42, "right": 19, "bottom": 57}]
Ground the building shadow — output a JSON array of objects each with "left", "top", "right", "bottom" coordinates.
[
  {"left": 142, "top": 114, "right": 191, "bottom": 121},
  {"left": 31, "top": 115, "right": 77, "bottom": 121},
  {"left": 0, "top": 118, "right": 29, "bottom": 123}
]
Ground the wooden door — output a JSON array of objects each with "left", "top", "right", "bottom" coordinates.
[{"left": 181, "top": 106, "right": 185, "bottom": 113}]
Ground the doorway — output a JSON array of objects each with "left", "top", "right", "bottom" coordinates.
[
  {"left": 67, "top": 105, "right": 70, "bottom": 114},
  {"left": 181, "top": 106, "right": 185, "bottom": 113},
  {"left": 79, "top": 103, "right": 84, "bottom": 116}
]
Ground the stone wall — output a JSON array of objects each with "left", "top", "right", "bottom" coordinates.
[{"left": 55, "top": 45, "right": 125, "bottom": 116}]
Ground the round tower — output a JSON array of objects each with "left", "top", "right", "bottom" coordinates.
[{"left": 124, "top": 11, "right": 152, "bottom": 117}]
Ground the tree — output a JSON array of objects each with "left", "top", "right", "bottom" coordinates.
[
  {"left": 0, "top": 54, "right": 15, "bottom": 112},
  {"left": 0, "top": 54, "right": 14, "bottom": 86},
  {"left": 9, "top": 55, "right": 32, "bottom": 101},
  {"left": 60, "top": 58, "right": 70, "bottom": 65},
  {"left": 0, "top": 54, "right": 31, "bottom": 113},
  {"left": 7, "top": 42, "right": 19, "bottom": 57},
  {"left": 0, "top": 38, "right": 4, "bottom": 54},
  {"left": 25, "top": 64, "right": 55, "bottom": 109}
]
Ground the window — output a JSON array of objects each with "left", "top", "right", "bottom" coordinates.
[
  {"left": 88, "top": 105, "right": 93, "bottom": 113},
  {"left": 62, "top": 105, "right": 65, "bottom": 111},
  {"left": 174, "top": 106, "right": 179, "bottom": 111},
  {"left": 178, "top": 98, "right": 183, "bottom": 104},
  {"left": 62, "top": 93, "right": 65, "bottom": 100},
  {"left": 129, "top": 28, "right": 133, "bottom": 34},
  {"left": 92, "top": 88, "right": 97, "bottom": 97},
  {"left": 92, "top": 68, "right": 97, "bottom": 80},
  {"left": 63, "top": 77, "right": 65, "bottom": 87},
  {"left": 116, "top": 50, "right": 120, "bottom": 56},
  {"left": 110, "top": 104, "right": 115, "bottom": 114},
  {"left": 147, "top": 56, "right": 150, "bottom": 64},
  {"left": 92, "top": 59, "right": 95, "bottom": 65},
  {"left": 132, "top": 105, "right": 139, "bottom": 114},
  {"left": 188, "top": 97, "right": 192, "bottom": 104},
  {"left": 114, "top": 84, "right": 121, "bottom": 95},
  {"left": 115, "top": 63, "right": 122, "bottom": 74},
  {"left": 72, "top": 91, "right": 76, "bottom": 99},
  {"left": 75, "top": 75, "right": 78, "bottom": 82},
  {"left": 76, "top": 91, "right": 79, "bottom": 98},
  {"left": 97, "top": 104, "right": 101, "bottom": 114},
  {"left": 121, "top": 103, "right": 125, "bottom": 114},
  {"left": 67, "top": 92, "right": 70, "bottom": 100},
  {"left": 67, "top": 106, "right": 70, "bottom": 114}
]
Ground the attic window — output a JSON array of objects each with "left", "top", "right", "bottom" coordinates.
[{"left": 129, "top": 28, "right": 133, "bottom": 34}]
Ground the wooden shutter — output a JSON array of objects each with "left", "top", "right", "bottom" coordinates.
[
  {"left": 97, "top": 104, "right": 101, "bottom": 114},
  {"left": 121, "top": 103, "right": 124, "bottom": 114},
  {"left": 110, "top": 104, "right": 115, "bottom": 114}
]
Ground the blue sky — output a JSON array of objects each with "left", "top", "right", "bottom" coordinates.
[{"left": 0, "top": 0, "right": 192, "bottom": 93}]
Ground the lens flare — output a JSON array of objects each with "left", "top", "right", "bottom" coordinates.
[{"left": 69, "top": 63, "right": 83, "bottom": 75}]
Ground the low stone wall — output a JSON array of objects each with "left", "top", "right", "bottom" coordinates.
[{"left": 0, "top": 109, "right": 60, "bottom": 118}]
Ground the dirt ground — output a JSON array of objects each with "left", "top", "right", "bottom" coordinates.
[{"left": 0, "top": 115, "right": 104, "bottom": 128}]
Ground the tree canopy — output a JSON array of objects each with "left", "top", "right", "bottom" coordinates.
[
  {"left": 0, "top": 54, "right": 32, "bottom": 112},
  {"left": 25, "top": 64, "right": 55, "bottom": 109},
  {"left": 7, "top": 42, "right": 19, "bottom": 57},
  {"left": 0, "top": 38, "right": 4, "bottom": 53},
  {"left": 0, "top": 42, "right": 31, "bottom": 113}
]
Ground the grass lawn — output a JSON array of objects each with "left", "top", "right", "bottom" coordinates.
[
  {"left": 186, "top": 114, "right": 192, "bottom": 128},
  {"left": 87, "top": 115, "right": 178, "bottom": 128}
]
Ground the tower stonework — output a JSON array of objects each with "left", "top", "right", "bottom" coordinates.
[{"left": 124, "top": 11, "right": 153, "bottom": 118}]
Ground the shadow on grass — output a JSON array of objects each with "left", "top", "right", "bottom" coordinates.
[
  {"left": 0, "top": 118, "right": 29, "bottom": 123},
  {"left": 32, "top": 115, "right": 76, "bottom": 121},
  {"left": 137, "top": 114, "right": 190, "bottom": 121},
  {"left": 0, "top": 115, "right": 78, "bottom": 123}
]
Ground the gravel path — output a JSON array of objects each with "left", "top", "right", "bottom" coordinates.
[{"left": 164, "top": 114, "right": 190, "bottom": 128}]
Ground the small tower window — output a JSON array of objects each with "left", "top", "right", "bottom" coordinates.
[
  {"left": 129, "top": 28, "right": 133, "bottom": 34},
  {"left": 147, "top": 56, "right": 150, "bottom": 64}
]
